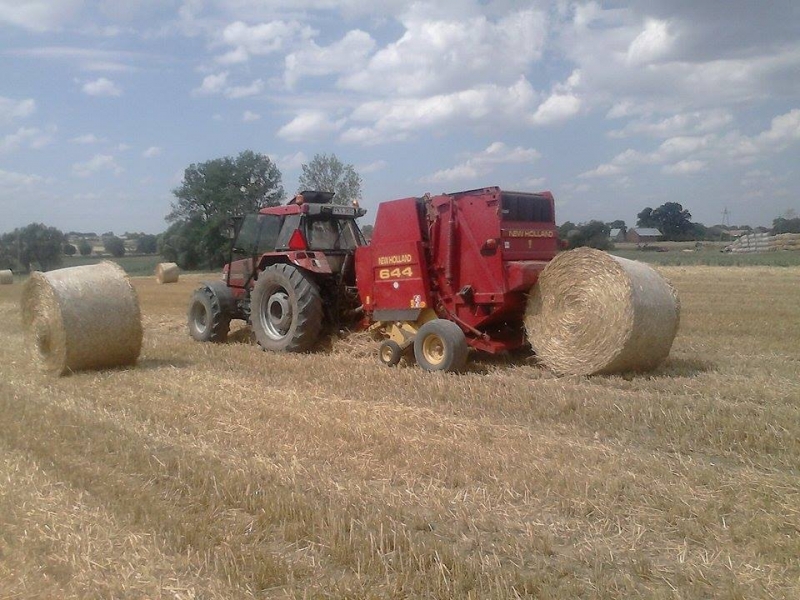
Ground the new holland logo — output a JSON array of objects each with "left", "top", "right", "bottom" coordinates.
[{"left": 502, "top": 229, "right": 555, "bottom": 238}]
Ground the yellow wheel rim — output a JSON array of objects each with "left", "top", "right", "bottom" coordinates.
[
  {"left": 380, "top": 344, "right": 395, "bottom": 363},
  {"left": 422, "top": 334, "right": 445, "bottom": 366}
]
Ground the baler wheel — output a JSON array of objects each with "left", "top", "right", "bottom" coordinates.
[
  {"left": 187, "top": 286, "right": 230, "bottom": 343},
  {"left": 378, "top": 340, "right": 402, "bottom": 367},
  {"left": 251, "top": 264, "right": 322, "bottom": 352},
  {"left": 414, "top": 319, "right": 468, "bottom": 372}
]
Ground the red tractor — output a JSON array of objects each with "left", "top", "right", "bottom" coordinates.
[{"left": 188, "top": 187, "right": 559, "bottom": 371}]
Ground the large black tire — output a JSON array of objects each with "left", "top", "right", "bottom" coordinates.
[
  {"left": 413, "top": 319, "right": 468, "bottom": 372},
  {"left": 187, "top": 286, "right": 231, "bottom": 343},
  {"left": 251, "top": 264, "right": 323, "bottom": 352}
]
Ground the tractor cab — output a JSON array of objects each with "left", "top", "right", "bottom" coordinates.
[{"left": 225, "top": 190, "right": 367, "bottom": 289}]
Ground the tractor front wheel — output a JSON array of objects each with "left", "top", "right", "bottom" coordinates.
[
  {"left": 251, "top": 264, "right": 323, "bottom": 352},
  {"left": 187, "top": 286, "right": 231, "bottom": 343},
  {"left": 413, "top": 319, "right": 468, "bottom": 372}
]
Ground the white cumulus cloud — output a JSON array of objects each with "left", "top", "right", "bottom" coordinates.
[
  {"left": 142, "top": 146, "right": 162, "bottom": 158},
  {"left": 284, "top": 29, "right": 376, "bottom": 88},
  {"left": 530, "top": 93, "right": 581, "bottom": 126},
  {"left": 0, "top": 127, "right": 54, "bottom": 153},
  {"left": 0, "top": 97, "right": 36, "bottom": 124},
  {"left": 421, "top": 142, "right": 540, "bottom": 184},
  {"left": 339, "top": 5, "right": 547, "bottom": 97},
  {"left": 242, "top": 110, "right": 261, "bottom": 122},
  {"left": 0, "top": 0, "right": 83, "bottom": 32},
  {"left": 662, "top": 159, "right": 707, "bottom": 175},
  {"left": 216, "top": 19, "right": 316, "bottom": 64},
  {"left": 277, "top": 110, "right": 344, "bottom": 142},
  {"left": 342, "top": 77, "right": 537, "bottom": 145},
  {"left": 82, "top": 77, "right": 122, "bottom": 97},
  {"left": 71, "top": 133, "right": 102, "bottom": 144},
  {"left": 72, "top": 154, "right": 123, "bottom": 177},
  {"left": 626, "top": 19, "right": 675, "bottom": 66}
]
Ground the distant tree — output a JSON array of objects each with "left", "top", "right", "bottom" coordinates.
[
  {"left": 63, "top": 243, "right": 77, "bottom": 256},
  {"left": 298, "top": 153, "right": 362, "bottom": 206},
  {"left": 772, "top": 216, "right": 800, "bottom": 234},
  {"left": 158, "top": 219, "right": 205, "bottom": 270},
  {"left": 168, "top": 150, "right": 284, "bottom": 269},
  {"left": 636, "top": 207, "right": 657, "bottom": 228},
  {"left": 566, "top": 220, "right": 611, "bottom": 250},
  {"left": 638, "top": 202, "right": 694, "bottom": 240},
  {"left": 1, "top": 223, "right": 65, "bottom": 271},
  {"left": 557, "top": 221, "right": 578, "bottom": 240},
  {"left": 360, "top": 224, "right": 374, "bottom": 240},
  {"left": 607, "top": 219, "right": 626, "bottom": 232},
  {"left": 78, "top": 239, "right": 93, "bottom": 256},
  {"left": 136, "top": 234, "right": 158, "bottom": 254},
  {"left": 104, "top": 236, "right": 126, "bottom": 257}
]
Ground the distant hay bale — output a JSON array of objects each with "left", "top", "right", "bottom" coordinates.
[
  {"left": 155, "top": 262, "right": 180, "bottom": 284},
  {"left": 525, "top": 248, "right": 680, "bottom": 376},
  {"left": 20, "top": 262, "right": 143, "bottom": 375},
  {"left": 0, "top": 270, "right": 12, "bottom": 285}
]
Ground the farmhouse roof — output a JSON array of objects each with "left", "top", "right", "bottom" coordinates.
[
  {"left": 631, "top": 228, "right": 662, "bottom": 237},
  {"left": 609, "top": 228, "right": 622, "bottom": 237}
]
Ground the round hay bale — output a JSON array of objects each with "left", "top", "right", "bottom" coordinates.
[
  {"left": 524, "top": 248, "right": 680, "bottom": 376},
  {"left": 0, "top": 269, "right": 12, "bottom": 285},
  {"left": 155, "top": 262, "right": 180, "bottom": 284},
  {"left": 20, "top": 262, "right": 143, "bottom": 374}
]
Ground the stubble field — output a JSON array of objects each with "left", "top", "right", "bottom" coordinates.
[{"left": 0, "top": 266, "right": 798, "bottom": 599}]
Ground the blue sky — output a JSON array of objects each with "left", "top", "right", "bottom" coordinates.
[{"left": 1, "top": 0, "right": 798, "bottom": 234}]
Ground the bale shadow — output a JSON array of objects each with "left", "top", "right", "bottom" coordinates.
[
  {"left": 617, "top": 356, "right": 715, "bottom": 380},
  {"left": 136, "top": 357, "right": 194, "bottom": 370}
]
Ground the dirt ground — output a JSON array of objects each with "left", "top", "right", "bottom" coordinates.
[{"left": 1, "top": 267, "right": 798, "bottom": 599}]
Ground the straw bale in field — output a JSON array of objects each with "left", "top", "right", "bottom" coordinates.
[
  {"left": 525, "top": 248, "right": 680, "bottom": 376},
  {"left": 0, "top": 269, "right": 12, "bottom": 285},
  {"left": 20, "top": 262, "right": 142, "bottom": 375},
  {"left": 155, "top": 262, "right": 180, "bottom": 284}
]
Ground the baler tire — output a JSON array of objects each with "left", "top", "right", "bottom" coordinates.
[
  {"left": 378, "top": 340, "right": 402, "bottom": 367},
  {"left": 187, "top": 287, "right": 231, "bottom": 343},
  {"left": 414, "top": 319, "right": 468, "bottom": 372},
  {"left": 251, "top": 264, "right": 322, "bottom": 353}
]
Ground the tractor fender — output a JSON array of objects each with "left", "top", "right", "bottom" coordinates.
[
  {"left": 198, "top": 280, "right": 239, "bottom": 318},
  {"left": 257, "top": 252, "right": 333, "bottom": 275}
]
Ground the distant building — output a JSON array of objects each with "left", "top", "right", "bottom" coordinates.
[
  {"left": 626, "top": 228, "right": 662, "bottom": 244},
  {"left": 608, "top": 228, "right": 626, "bottom": 242}
]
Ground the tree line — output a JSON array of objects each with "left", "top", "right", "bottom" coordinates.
[
  {"left": 0, "top": 151, "right": 362, "bottom": 272},
  {"left": 559, "top": 202, "right": 800, "bottom": 250}
]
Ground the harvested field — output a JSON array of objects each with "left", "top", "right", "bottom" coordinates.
[{"left": 1, "top": 267, "right": 799, "bottom": 599}]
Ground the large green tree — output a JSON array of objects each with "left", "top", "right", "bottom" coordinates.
[
  {"left": 298, "top": 153, "right": 362, "bottom": 206},
  {"left": 1, "top": 223, "right": 65, "bottom": 271},
  {"left": 637, "top": 202, "right": 694, "bottom": 240},
  {"left": 167, "top": 150, "right": 284, "bottom": 269}
]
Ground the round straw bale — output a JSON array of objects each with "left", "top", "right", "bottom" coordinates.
[
  {"left": 20, "top": 261, "right": 142, "bottom": 374},
  {"left": 525, "top": 248, "right": 680, "bottom": 376},
  {"left": 0, "top": 269, "right": 12, "bottom": 285},
  {"left": 155, "top": 262, "right": 180, "bottom": 284}
]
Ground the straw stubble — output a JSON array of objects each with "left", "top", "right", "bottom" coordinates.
[
  {"left": 20, "top": 261, "right": 143, "bottom": 374},
  {"left": 525, "top": 248, "right": 680, "bottom": 376}
]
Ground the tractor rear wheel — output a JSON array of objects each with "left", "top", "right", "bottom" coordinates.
[
  {"left": 413, "top": 319, "right": 468, "bottom": 372},
  {"left": 188, "top": 287, "right": 230, "bottom": 343},
  {"left": 251, "top": 264, "right": 323, "bottom": 352}
]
